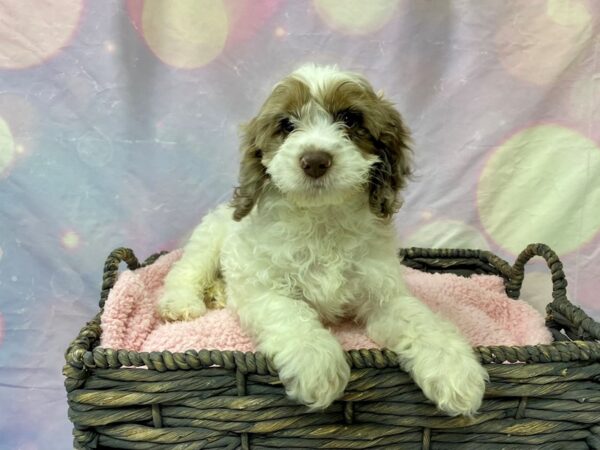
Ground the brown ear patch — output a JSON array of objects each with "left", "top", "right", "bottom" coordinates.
[
  {"left": 321, "top": 77, "right": 412, "bottom": 218},
  {"left": 367, "top": 98, "right": 412, "bottom": 218},
  {"left": 230, "top": 77, "right": 311, "bottom": 221},
  {"left": 231, "top": 118, "right": 268, "bottom": 221}
]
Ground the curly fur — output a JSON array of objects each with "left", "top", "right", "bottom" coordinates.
[{"left": 158, "top": 65, "right": 487, "bottom": 415}]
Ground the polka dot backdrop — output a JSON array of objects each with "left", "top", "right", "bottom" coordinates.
[{"left": 0, "top": 1, "right": 599, "bottom": 448}]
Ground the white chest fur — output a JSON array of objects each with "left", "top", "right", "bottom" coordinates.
[{"left": 221, "top": 196, "right": 398, "bottom": 323}]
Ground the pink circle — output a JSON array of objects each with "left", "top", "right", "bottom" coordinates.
[
  {"left": 0, "top": 0, "right": 84, "bottom": 70},
  {"left": 222, "top": 0, "right": 282, "bottom": 46},
  {"left": 494, "top": 0, "right": 593, "bottom": 86}
]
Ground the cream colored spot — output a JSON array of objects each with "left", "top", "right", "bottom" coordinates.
[
  {"left": 406, "top": 219, "right": 489, "bottom": 250},
  {"left": 142, "top": 0, "right": 229, "bottom": 69},
  {"left": 104, "top": 41, "right": 116, "bottom": 53},
  {"left": 495, "top": 0, "right": 592, "bottom": 85},
  {"left": 477, "top": 125, "right": 600, "bottom": 255},
  {"left": 0, "top": 0, "right": 82, "bottom": 69},
  {"left": 274, "top": 26, "right": 287, "bottom": 38},
  {"left": 420, "top": 210, "right": 434, "bottom": 221},
  {"left": 62, "top": 231, "right": 81, "bottom": 249},
  {"left": 314, "top": 0, "right": 400, "bottom": 35},
  {"left": 0, "top": 118, "right": 15, "bottom": 176}
]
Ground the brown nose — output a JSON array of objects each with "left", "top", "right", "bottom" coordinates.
[{"left": 299, "top": 151, "right": 332, "bottom": 178}]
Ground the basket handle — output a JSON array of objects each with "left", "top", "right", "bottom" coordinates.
[
  {"left": 99, "top": 247, "right": 140, "bottom": 308},
  {"left": 506, "top": 243, "right": 600, "bottom": 341},
  {"left": 505, "top": 243, "right": 567, "bottom": 304}
]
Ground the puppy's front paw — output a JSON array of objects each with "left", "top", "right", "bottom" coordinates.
[
  {"left": 157, "top": 286, "right": 206, "bottom": 321},
  {"left": 416, "top": 351, "right": 488, "bottom": 417},
  {"left": 273, "top": 333, "right": 350, "bottom": 410}
]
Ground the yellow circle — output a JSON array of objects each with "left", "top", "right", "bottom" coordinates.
[
  {"left": 142, "top": 0, "right": 229, "bottom": 69},
  {"left": 478, "top": 125, "right": 600, "bottom": 255},
  {"left": 546, "top": 0, "right": 590, "bottom": 26},
  {"left": 495, "top": 0, "right": 592, "bottom": 85},
  {"left": 0, "top": 118, "right": 15, "bottom": 176},
  {"left": 406, "top": 219, "right": 489, "bottom": 250},
  {"left": 314, "top": 0, "right": 400, "bottom": 35},
  {"left": 0, "top": 0, "right": 82, "bottom": 69}
]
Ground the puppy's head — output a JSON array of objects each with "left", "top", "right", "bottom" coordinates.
[{"left": 231, "top": 64, "right": 411, "bottom": 221}]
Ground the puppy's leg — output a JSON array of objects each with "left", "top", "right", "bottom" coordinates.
[
  {"left": 364, "top": 280, "right": 488, "bottom": 416},
  {"left": 236, "top": 292, "right": 350, "bottom": 410},
  {"left": 158, "top": 205, "right": 231, "bottom": 321}
]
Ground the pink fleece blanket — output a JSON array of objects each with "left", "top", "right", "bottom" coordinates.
[{"left": 100, "top": 250, "right": 552, "bottom": 353}]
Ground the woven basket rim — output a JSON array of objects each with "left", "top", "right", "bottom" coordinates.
[{"left": 64, "top": 244, "right": 600, "bottom": 389}]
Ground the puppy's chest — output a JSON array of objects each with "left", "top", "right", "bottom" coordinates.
[{"left": 267, "top": 228, "right": 369, "bottom": 317}]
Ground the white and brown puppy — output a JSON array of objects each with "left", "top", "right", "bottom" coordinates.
[{"left": 158, "top": 65, "right": 488, "bottom": 415}]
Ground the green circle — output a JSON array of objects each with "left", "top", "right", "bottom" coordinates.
[
  {"left": 0, "top": 118, "right": 15, "bottom": 175},
  {"left": 477, "top": 125, "right": 600, "bottom": 255}
]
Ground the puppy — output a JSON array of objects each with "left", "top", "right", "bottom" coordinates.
[{"left": 158, "top": 65, "right": 487, "bottom": 415}]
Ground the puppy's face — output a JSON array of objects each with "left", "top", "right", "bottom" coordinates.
[{"left": 232, "top": 65, "right": 411, "bottom": 221}]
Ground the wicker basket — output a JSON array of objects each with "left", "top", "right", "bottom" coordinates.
[{"left": 64, "top": 243, "right": 600, "bottom": 450}]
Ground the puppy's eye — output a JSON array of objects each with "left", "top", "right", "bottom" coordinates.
[
  {"left": 279, "top": 118, "right": 295, "bottom": 134},
  {"left": 339, "top": 110, "right": 361, "bottom": 128}
]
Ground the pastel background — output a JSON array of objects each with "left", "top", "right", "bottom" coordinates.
[{"left": 0, "top": 0, "right": 599, "bottom": 448}]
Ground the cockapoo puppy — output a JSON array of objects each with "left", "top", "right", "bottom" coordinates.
[{"left": 158, "top": 65, "right": 488, "bottom": 415}]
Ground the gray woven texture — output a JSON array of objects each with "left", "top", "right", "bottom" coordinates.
[{"left": 64, "top": 244, "right": 600, "bottom": 449}]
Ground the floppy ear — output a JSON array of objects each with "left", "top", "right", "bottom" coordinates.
[
  {"left": 231, "top": 118, "right": 269, "bottom": 221},
  {"left": 368, "top": 98, "right": 412, "bottom": 219}
]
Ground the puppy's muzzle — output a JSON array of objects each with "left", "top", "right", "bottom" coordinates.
[{"left": 299, "top": 151, "right": 332, "bottom": 179}]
